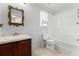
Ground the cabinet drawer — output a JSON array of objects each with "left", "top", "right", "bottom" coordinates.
[{"left": 15, "top": 39, "right": 31, "bottom": 56}]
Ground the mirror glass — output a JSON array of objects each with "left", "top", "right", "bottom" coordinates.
[{"left": 8, "top": 5, "right": 24, "bottom": 26}]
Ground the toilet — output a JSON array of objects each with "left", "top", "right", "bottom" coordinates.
[
  {"left": 32, "top": 33, "right": 64, "bottom": 56},
  {"left": 42, "top": 33, "right": 55, "bottom": 50}
]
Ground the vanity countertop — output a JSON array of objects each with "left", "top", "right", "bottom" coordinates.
[{"left": 0, "top": 34, "right": 32, "bottom": 44}]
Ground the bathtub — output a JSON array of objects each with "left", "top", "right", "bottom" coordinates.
[{"left": 54, "top": 38, "right": 79, "bottom": 56}]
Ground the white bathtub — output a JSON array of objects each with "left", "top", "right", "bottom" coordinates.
[{"left": 55, "top": 39, "right": 79, "bottom": 56}]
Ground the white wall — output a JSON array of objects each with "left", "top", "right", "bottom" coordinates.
[
  {"left": 0, "top": 3, "right": 49, "bottom": 48},
  {"left": 48, "top": 8, "right": 79, "bottom": 43},
  {"left": 0, "top": 3, "right": 1, "bottom": 23},
  {"left": 48, "top": 7, "right": 79, "bottom": 56}
]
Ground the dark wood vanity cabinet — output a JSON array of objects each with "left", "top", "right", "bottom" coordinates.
[{"left": 0, "top": 39, "right": 31, "bottom": 56}]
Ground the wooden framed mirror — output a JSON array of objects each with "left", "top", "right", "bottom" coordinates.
[{"left": 8, "top": 5, "right": 24, "bottom": 26}]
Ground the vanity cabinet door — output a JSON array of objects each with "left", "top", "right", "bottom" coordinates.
[
  {"left": 0, "top": 43, "right": 16, "bottom": 56},
  {"left": 15, "top": 39, "right": 31, "bottom": 56},
  {"left": 0, "top": 39, "right": 31, "bottom": 56}
]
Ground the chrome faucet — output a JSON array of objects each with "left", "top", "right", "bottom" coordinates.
[{"left": 12, "top": 32, "right": 19, "bottom": 35}]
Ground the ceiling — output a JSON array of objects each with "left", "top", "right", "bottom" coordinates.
[{"left": 32, "top": 3, "right": 79, "bottom": 15}]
